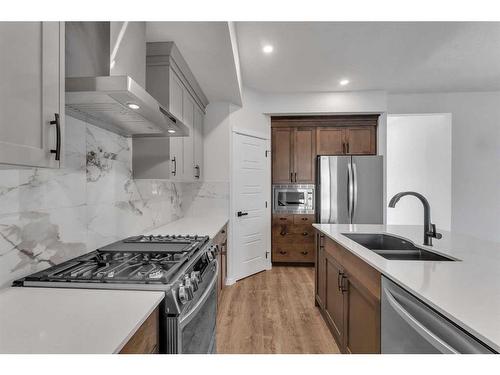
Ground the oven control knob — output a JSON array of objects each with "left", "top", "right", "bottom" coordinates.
[
  {"left": 191, "top": 270, "right": 202, "bottom": 284},
  {"left": 190, "top": 272, "right": 200, "bottom": 291},
  {"left": 207, "top": 250, "right": 214, "bottom": 262},
  {"left": 184, "top": 279, "right": 195, "bottom": 300},
  {"left": 178, "top": 285, "right": 188, "bottom": 305}
]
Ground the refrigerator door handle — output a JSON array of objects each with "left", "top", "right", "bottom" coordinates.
[
  {"left": 347, "top": 160, "right": 354, "bottom": 223},
  {"left": 352, "top": 161, "right": 358, "bottom": 222}
]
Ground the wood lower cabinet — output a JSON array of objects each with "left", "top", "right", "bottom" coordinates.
[
  {"left": 272, "top": 213, "right": 315, "bottom": 264},
  {"left": 119, "top": 307, "right": 159, "bottom": 354},
  {"left": 213, "top": 223, "right": 228, "bottom": 305},
  {"left": 315, "top": 232, "right": 381, "bottom": 353}
]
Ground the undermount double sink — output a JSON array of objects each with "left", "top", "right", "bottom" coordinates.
[{"left": 342, "top": 233, "right": 456, "bottom": 261}]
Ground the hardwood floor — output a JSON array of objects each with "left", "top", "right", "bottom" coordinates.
[{"left": 216, "top": 266, "right": 340, "bottom": 354}]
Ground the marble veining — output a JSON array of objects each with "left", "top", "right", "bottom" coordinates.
[{"left": 0, "top": 116, "right": 228, "bottom": 288}]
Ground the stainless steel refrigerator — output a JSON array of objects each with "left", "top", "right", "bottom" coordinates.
[{"left": 316, "top": 155, "right": 383, "bottom": 224}]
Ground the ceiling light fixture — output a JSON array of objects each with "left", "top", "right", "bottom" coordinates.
[
  {"left": 127, "top": 103, "right": 140, "bottom": 110},
  {"left": 168, "top": 129, "right": 176, "bottom": 134},
  {"left": 262, "top": 45, "right": 274, "bottom": 54},
  {"left": 340, "top": 79, "right": 350, "bottom": 86}
]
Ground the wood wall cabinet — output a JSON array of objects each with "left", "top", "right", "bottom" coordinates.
[
  {"left": 316, "top": 126, "right": 376, "bottom": 156},
  {"left": 272, "top": 213, "right": 315, "bottom": 264},
  {"left": 0, "top": 22, "right": 64, "bottom": 168},
  {"left": 119, "top": 307, "right": 159, "bottom": 354},
  {"left": 315, "top": 232, "right": 381, "bottom": 353},
  {"left": 271, "top": 127, "right": 316, "bottom": 184}
]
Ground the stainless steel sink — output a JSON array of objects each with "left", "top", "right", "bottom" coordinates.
[{"left": 341, "top": 233, "right": 456, "bottom": 261}]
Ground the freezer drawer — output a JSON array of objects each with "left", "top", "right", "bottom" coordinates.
[{"left": 381, "top": 277, "right": 495, "bottom": 354}]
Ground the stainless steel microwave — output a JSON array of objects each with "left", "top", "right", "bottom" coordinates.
[{"left": 272, "top": 184, "right": 315, "bottom": 214}]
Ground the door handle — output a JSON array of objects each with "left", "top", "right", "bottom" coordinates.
[
  {"left": 237, "top": 211, "right": 248, "bottom": 217},
  {"left": 49, "top": 113, "right": 61, "bottom": 161}
]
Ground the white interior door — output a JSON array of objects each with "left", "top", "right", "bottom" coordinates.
[{"left": 232, "top": 132, "right": 270, "bottom": 281}]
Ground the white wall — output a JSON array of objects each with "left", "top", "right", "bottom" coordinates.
[
  {"left": 388, "top": 92, "right": 500, "bottom": 243},
  {"left": 387, "top": 114, "right": 452, "bottom": 230},
  {"left": 203, "top": 102, "right": 232, "bottom": 182}
]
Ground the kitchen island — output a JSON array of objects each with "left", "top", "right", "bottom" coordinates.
[{"left": 313, "top": 224, "right": 500, "bottom": 353}]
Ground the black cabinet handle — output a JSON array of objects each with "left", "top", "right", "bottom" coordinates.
[
  {"left": 279, "top": 217, "right": 287, "bottom": 221},
  {"left": 341, "top": 275, "right": 349, "bottom": 293},
  {"left": 337, "top": 271, "right": 343, "bottom": 291},
  {"left": 49, "top": 113, "right": 61, "bottom": 161},
  {"left": 279, "top": 251, "right": 287, "bottom": 255},
  {"left": 301, "top": 217, "right": 308, "bottom": 221},
  {"left": 294, "top": 172, "right": 297, "bottom": 182},
  {"left": 301, "top": 251, "right": 308, "bottom": 255},
  {"left": 171, "top": 156, "right": 177, "bottom": 176},
  {"left": 237, "top": 211, "right": 248, "bottom": 217},
  {"left": 280, "top": 225, "right": 287, "bottom": 236},
  {"left": 302, "top": 232, "right": 308, "bottom": 236},
  {"left": 290, "top": 172, "right": 293, "bottom": 182},
  {"left": 346, "top": 142, "right": 350, "bottom": 154}
]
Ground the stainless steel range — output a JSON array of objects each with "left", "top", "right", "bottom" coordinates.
[{"left": 13, "top": 234, "right": 218, "bottom": 354}]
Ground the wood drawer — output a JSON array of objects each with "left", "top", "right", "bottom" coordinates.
[
  {"left": 119, "top": 307, "right": 159, "bottom": 354},
  {"left": 273, "top": 243, "right": 315, "bottom": 263},
  {"left": 272, "top": 214, "right": 294, "bottom": 225},
  {"left": 273, "top": 232, "right": 315, "bottom": 245},
  {"left": 293, "top": 214, "right": 315, "bottom": 225}
]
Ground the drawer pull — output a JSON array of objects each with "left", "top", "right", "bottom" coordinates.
[
  {"left": 279, "top": 251, "right": 287, "bottom": 255},
  {"left": 279, "top": 217, "right": 288, "bottom": 221},
  {"left": 301, "top": 217, "right": 308, "bottom": 221},
  {"left": 302, "top": 232, "right": 308, "bottom": 236},
  {"left": 301, "top": 251, "right": 309, "bottom": 255}
]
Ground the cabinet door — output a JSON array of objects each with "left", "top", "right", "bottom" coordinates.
[
  {"left": 316, "top": 128, "right": 345, "bottom": 155},
  {"left": 344, "top": 275, "right": 381, "bottom": 354},
  {"left": 182, "top": 91, "right": 195, "bottom": 181},
  {"left": 272, "top": 128, "right": 293, "bottom": 183},
  {"left": 0, "top": 22, "right": 64, "bottom": 168},
  {"left": 193, "top": 106, "right": 204, "bottom": 180},
  {"left": 324, "top": 253, "right": 345, "bottom": 348},
  {"left": 293, "top": 127, "right": 316, "bottom": 183},
  {"left": 345, "top": 126, "right": 376, "bottom": 155},
  {"left": 315, "top": 234, "right": 326, "bottom": 308},
  {"left": 169, "top": 69, "right": 184, "bottom": 122}
]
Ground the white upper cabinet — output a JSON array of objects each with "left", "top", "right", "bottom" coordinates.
[
  {"left": 182, "top": 91, "right": 195, "bottom": 181},
  {"left": 0, "top": 22, "right": 64, "bottom": 168},
  {"left": 169, "top": 68, "right": 184, "bottom": 122},
  {"left": 193, "top": 106, "right": 204, "bottom": 181}
]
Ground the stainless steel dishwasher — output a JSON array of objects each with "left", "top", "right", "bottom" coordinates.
[{"left": 381, "top": 276, "right": 495, "bottom": 354}]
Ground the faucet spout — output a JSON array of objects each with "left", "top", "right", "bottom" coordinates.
[{"left": 388, "top": 191, "right": 442, "bottom": 246}]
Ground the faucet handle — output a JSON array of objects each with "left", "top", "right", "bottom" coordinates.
[{"left": 427, "top": 224, "right": 442, "bottom": 239}]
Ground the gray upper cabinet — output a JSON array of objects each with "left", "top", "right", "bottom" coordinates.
[
  {"left": 0, "top": 22, "right": 64, "bottom": 168},
  {"left": 193, "top": 106, "right": 204, "bottom": 180}
]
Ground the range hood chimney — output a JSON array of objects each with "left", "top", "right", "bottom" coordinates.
[{"left": 65, "top": 22, "right": 188, "bottom": 137}]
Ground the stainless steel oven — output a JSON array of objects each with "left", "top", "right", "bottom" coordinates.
[
  {"left": 272, "top": 184, "right": 315, "bottom": 214},
  {"left": 164, "top": 251, "right": 218, "bottom": 354}
]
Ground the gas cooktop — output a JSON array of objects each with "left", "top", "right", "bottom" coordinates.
[{"left": 15, "top": 234, "right": 209, "bottom": 285}]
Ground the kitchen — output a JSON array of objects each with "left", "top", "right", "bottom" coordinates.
[{"left": 1, "top": 3, "right": 500, "bottom": 373}]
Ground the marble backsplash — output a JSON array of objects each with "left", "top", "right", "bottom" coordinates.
[{"left": 0, "top": 116, "right": 228, "bottom": 288}]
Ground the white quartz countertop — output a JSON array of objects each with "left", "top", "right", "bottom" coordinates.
[
  {"left": 313, "top": 224, "right": 500, "bottom": 352},
  {"left": 145, "top": 213, "right": 228, "bottom": 239},
  {"left": 0, "top": 287, "right": 164, "bottom": 353}
]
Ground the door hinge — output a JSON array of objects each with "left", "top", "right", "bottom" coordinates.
[
  {"left": 265, "top": 150, "right": 270, "bottom": 157},
  {"left": 265, "top": 201, "right": 268, "bottom": 208}
]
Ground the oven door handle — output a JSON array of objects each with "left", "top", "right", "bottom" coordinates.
[{"left": 179, "top": 260, "right": 218, "bottom": 327}]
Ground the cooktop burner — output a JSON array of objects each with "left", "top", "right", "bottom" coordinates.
[{"left": 17, "top": 234, "right": 209, "bottom": 285}]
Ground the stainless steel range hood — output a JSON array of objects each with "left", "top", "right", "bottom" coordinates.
[{"left": 65, "top": 22, "right": 188, "bottom": 137}]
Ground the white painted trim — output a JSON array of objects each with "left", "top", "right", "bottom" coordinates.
[{"left": 232, "top": 127, "right": 269, "bottom": 140}]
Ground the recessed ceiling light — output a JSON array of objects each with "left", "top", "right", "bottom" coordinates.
[
  {"left": 340, "top": 79, "right": 350, "bottom": 86},
  {"left": 127, "top": 103, "right": 140, "bottom": 110},
  {"left": 168, "top": 129, "right": 176, "bottom": 134},
  {"left": 262, "top": 45, "right": 274, "bottom": 54}
]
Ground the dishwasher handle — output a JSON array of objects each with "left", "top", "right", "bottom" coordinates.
[{"left": 383, "top": 286, "right": 459, "bottom": 354}]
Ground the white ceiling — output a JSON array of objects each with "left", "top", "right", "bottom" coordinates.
[
  {"left": 235, "top": 22, "right": 500, "bottom": 94},
  {"left": 146, "top": 22, "right": 242, "bottom": 104}
]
